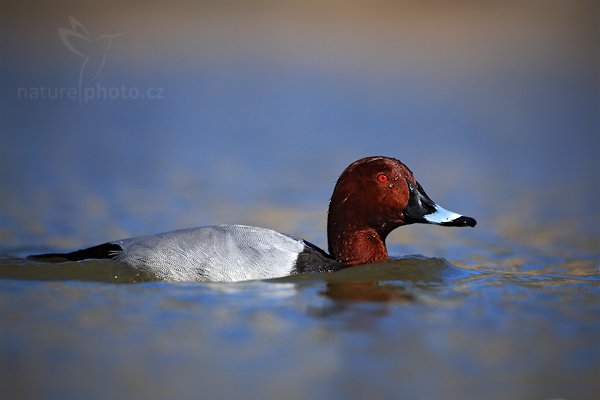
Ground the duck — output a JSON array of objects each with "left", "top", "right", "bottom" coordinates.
[{"left": 29, "top": 156, "right": 476, "bottom": 282}]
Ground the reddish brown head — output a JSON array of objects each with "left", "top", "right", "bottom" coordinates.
[{"left": 327, "top": 156, "right": 476, "bottom": 266}]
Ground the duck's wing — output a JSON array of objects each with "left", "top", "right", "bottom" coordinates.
[{"left": 114, "top": 224, "right": 318, "bottom": 282}]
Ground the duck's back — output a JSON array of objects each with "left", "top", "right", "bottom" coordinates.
[{"left": 114, "top": 224, "right": 338, "bottom": 282}]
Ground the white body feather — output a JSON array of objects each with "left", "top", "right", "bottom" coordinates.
[{"left": 113, "top": 225, "right": 305, "bottom": 282}]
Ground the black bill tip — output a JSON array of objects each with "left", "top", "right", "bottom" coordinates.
[{"left": 441, "top": 216, "right": 477, "bottom": 227}]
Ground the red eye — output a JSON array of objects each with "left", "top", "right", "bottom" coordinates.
[{"left": 377, "top": 174, "right": 388, "bottom": 183}]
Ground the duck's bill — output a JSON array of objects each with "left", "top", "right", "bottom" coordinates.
[{"left": 404, "top": 181, "right": 477, "bottom": 227}]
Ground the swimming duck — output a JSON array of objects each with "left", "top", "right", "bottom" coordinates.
[{"left": 30, "top": 156, "right": 476, "bottom": 281}]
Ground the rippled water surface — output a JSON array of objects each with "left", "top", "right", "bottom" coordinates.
[
  {"left": 1, "top": 2, "right": 599, "bottom": 399},
  {"left": 2, "top": 247, "right": 599, "bottom": 399}
]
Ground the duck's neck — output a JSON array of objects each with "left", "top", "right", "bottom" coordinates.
[{"left": 327, "top": 221, "right": 388, "bottom": 266}]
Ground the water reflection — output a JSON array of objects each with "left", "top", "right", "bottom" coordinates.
[{"left": 321, "top": 281, "right": 415, "bottom": 302}]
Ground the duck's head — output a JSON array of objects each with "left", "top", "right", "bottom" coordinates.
[{"left": 327, "top": 156, "right": 476, "bottom": 265}]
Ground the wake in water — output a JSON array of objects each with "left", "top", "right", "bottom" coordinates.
[{"left": 0, "top": 254, "right": 158, "bottom": 283}]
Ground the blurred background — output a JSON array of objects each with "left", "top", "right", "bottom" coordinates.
[
  {"left": 1, "top": 0, "right": 598, "bottom": 254},
  {"left": 1, "top": 2, "right": 599, "bottom": 399}
]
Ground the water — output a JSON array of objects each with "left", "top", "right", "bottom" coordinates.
[
  {"left": 1, "top": 255, "right": 598, "bottom": 399},
  {"left": 1, "top": 2, "right": 599, "bottom": 399}
]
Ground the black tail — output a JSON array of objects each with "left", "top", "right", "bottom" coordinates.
[{"left": 28, "top": 242, "right": 122, "bottom": 262}]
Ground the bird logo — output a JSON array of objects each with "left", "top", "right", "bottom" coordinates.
[{"left": 58, "top": 17, "right": 130, "bottom": 92}]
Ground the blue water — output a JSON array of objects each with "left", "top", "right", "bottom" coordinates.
[
  {"left": 1, "top": 2, "right": 599, "bottom": 399},
  {"left": 2, "top": 256, "right": 598, "bottom": 400}
]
